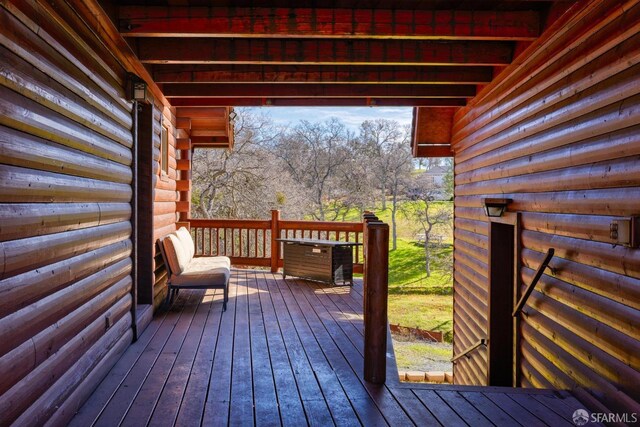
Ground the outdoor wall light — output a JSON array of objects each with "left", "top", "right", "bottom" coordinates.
[
  {"left": 127, "top": 74, "right": 149, "bottom": 103},
  {"left": 482, "top": 198, "right": 512, "bottom": 217},
  {"left": 133, "top": 81, "right": 147, "bottom": 101}
]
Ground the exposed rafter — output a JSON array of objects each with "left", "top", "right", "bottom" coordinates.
[
  {"left": 160, "top": 83, "right": 475, "bottom": 98},
  {"left": 167, "top": 98, "right": 468, "bottom": 107},
  {"left": 152, "top": 64, "right": 494, "bottom": 84},
  {"left": 109, "top": 2, "right": 556, "bottom": 110},
  {"left": 119, "top": 6, "right": 540, "bottom": 41},
  {"left": 135, "top": 38, "right": 513, "bottom": 66}
]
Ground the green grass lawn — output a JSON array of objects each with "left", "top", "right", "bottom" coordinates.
[
  {"left": 388, "top": 238, "right": 453, "bottom": 343},
  {"left": 350, "top": 202, "right": 454, "bottom": 343},
  {"left": 342, "top": 202, "right": 455, "bottom": 371}
]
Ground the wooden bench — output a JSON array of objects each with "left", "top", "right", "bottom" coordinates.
[{"left": 158, "top": 227, "right": 230, "bottom": 311}]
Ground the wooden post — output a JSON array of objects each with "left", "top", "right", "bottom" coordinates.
[
  {"left": 362, "top": 212, "right": 379, "bottom": 307},
  {"left": 130, "top": 100, "right": 139, "bottom": 339},
  {"left": 270, "top": 209, "right": 281, "bottom": 273},
  {"left": 137, "top": 103, "right": 155, "bottom": 306},
  {"left": 364, "top": 222, "right": 389, "bottom": 384}
]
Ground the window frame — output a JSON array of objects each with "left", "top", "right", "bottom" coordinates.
[{"left": 160, "top": 123, "right": 169, "bottom": 180}]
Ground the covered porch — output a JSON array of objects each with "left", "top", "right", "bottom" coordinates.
[
  {"left": 71, "top": 271, "right": 582, "bottom": 426},
  {"left": 2, "top": 0, "right": 639, "bottom": 424}
]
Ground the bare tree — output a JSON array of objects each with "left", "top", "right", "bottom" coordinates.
[
  {"left": 442, "top": 157, "right": 454, "bottom": 200},
  {"left": 270, "top": 118, "right": 353, "bottom": 220},
  {"left": 403, "top": 173, "right": 453, "bottom": 276},
  {"left": 357, "top": 120, "right": 413, "bottom": 249},
  {"left": 357, "top": 119, "right": 405, "bottom": 210},
  {"left": 191, "top": 109, "right": 308, "bottom": 219}
]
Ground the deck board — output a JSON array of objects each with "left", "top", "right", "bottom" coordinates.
[
  {"left": 68, "top": 303, "right": 171, "bottom": 427},
  {"left": 174, "top": 289, "right": 225, "bottom": 425},
  {"left": 269, "top": 275, "right": 360, "bottom": 426},
  {"left": 229, "top": 271, "right": 255, "bottom": 426},
  {"left": 202, "top": 273, "right": 239, "bottom": 427},
  {"left": 121, "top": 292, "right": 202, "bottom": 426},
  {"left": 256, "top": 272, "right": 308, "bottom": 427},
  {"left": 246, "top": 272, "right": 281, "bottom": 427},
  {"left": 146, "top": 290, "right": 211, "bottom": 426},
  {"left": 92, "top": 292, "right": 194, "bottom": 427},
  {"left": 73, "top": 270, "right": 586, "bottom": 426}
]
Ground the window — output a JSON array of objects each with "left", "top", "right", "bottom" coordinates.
[{"left": 161, "top": 124, "right": 169, "bottom": 176}]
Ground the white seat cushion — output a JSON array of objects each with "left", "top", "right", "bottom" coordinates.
[
  {"left": 191, "top": 256, "right": 231, "bottom": 269},
  {"left": 171, "top": 256, "right": 231, "bottom": 287}
]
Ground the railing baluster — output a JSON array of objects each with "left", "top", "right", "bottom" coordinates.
[
  {"left": 355, "top": 232, "right": 359, "bottom": 264},
  {"left": 223, "top": 228, "right": 227, "bottom": 256}
]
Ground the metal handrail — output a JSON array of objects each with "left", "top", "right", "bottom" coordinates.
[
  {"left": 512, "top": 248, "right": 555, "bottom": 317},
  {"left": 451, "top": 339, "right": 487, "bottom": 363}
]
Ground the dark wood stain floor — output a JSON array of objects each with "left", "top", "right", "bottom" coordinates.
[{"left": 71, "top": 270, "right": 589, "bottom": 426}]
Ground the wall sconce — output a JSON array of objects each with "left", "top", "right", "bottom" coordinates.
[
  {"left": 610, "top": 217, "right": 639, "bottom": 247},
  {"left": 228, "top": 110, "right": 237, "bottom": 125},
  {"left": 482, "top": 198, "right": 512, "bottom": 217},
  {"left": 128, "top": 74, "right": 148, "bottom": 103},
  {"left": 133, "top": 81, "right": 147, "bottom": 101}
]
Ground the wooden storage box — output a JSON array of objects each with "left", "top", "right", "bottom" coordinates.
[{"left": 278, "top": 239, "right": 360, "bottom": 285}]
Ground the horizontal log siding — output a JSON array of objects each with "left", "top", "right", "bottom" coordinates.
[
  {"left": 152, "top": 105, "right": 179, "bottom": 308},
  {"left": 451, "top": 1, "right": 640, "bottom": 414},
  {"left": 0, "top": 2, "right": 134, "bottom": 425}
]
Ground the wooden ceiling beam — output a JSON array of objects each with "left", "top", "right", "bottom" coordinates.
[
  {"left": 118, "top": 6, "right": 540, "bottom": 40},
  {"left": 175, "top": 107, "right": 227, "bottom": 118},
  {"left": 161, "top": 83, "right": 475, "bottom": 98},
  {"left": 190, "top": 136, "right": 230, "bottom": 146},
  {"left": 414, "top": 145, "right": 454, "bottom": 157},
  {"left": 152, "top": 64, "right": 494, "bottom": 84},
  {"left": 135, "top": 38, "right": 513, "bottom": 66},
  {"left": 168, "top": 98, "right": 467, "bottom": 107}
]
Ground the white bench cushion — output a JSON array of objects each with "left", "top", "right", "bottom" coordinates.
[{"left": 171, "top": 256, "right": 231, "bottom": 287}]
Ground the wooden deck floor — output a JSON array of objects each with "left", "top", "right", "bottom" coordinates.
[{"left": 71, "top": 270, "right": 588, "bottom": 426}]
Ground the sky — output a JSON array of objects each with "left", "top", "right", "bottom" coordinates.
[{"left": 242, "top": 106, "right": 413, "bottom": 132}]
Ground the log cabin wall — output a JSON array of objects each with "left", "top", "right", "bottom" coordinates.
[
  {"left": 152, "top": 104, "right": 179, "bottom": 308},
  {"left": 0, "top": 1, "right": 140, "bottom": 424},
  {"left": 451, "top": 0, "right": 640, "bottom": 414}
]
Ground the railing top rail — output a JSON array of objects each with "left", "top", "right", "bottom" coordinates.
[
  {"left": 512, "top": 248, "right": 555, "bottom": 317},
  {"left": 189, "top": 218, "right": 271, "bottom": 229},
  {"left": 279, "top": 219, "right": 363, "bottom": 232},
  {"left": 451, "top": 338, "right": 487, "bottom": 363}
]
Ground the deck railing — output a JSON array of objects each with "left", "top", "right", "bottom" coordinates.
[{"left": 188, "top": 210, "right": 364, "bottom": 272}]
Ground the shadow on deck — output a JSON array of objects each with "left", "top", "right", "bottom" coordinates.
[{"left": 71, "top": 270, "right": 585, "bottom": 426}]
